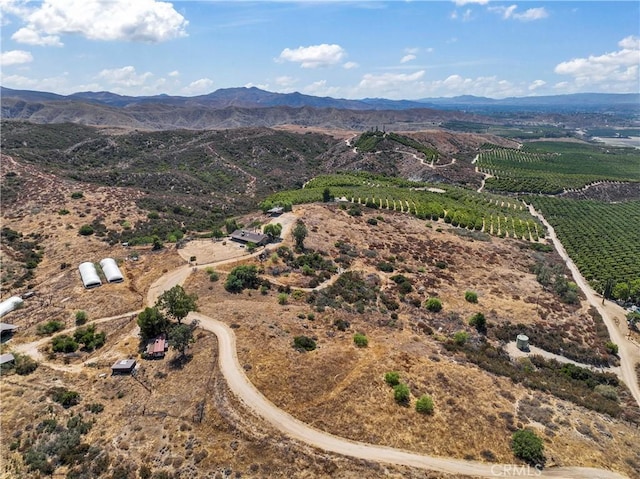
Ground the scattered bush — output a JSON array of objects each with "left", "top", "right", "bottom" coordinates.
[
  {"left": 209, "top": 271, "right": 219, "bottom": 282},
  {"left": 70, "top": 191, "right": 84, "bottom": 199},
  {"left": 453, "top": 331, "right": 469, "bottom": 345},
  {"left": 367, "top": 218, "right": 378, "bottom": 226},
  {"left": 37, "top": 320, "right": 64, "bottom": 335},
  {"left": 594, "top": 384, "right": 619, "bottom": 401},
  {"left": 384, "top": 371, "right": 400, "bottom": 386},
  {"left": 225, "top": 265, "right": 260, "bottom": 293},
  {"left": 469, "top": 312, "right": 487, "bottom": 333},
  {"left": 425, "top": 297, "right": 442, "bottom": 312},
  {"left": 464, "top": 291, "right": 478, "bottom": 303},
  {"left": 85, "top": 403, "right": 105, "bottom": 414},
  {"left": 277, "top": 292, "right": 289, "bottom": 305},
  {"left": 393, "top": 383, "right": 410, "bottom": 404},
  {"left": 511, "top": 429, "right": 545, "bottom": 466},
  {"left": 51, "top": 335, "right": 79, "bottom": 353},
  {"left": 58, "top": 209, "right": 70, "bottom": 215},
  {"left": 605, "top": 341, "right": 618, "bottom": 355},
  {"left": 78, "top": 224, "right": 94, "bottom": 236},
  {"left": 416, "top": 394, "right": 435, "bottom": 414},
  {"left": 435, "top": 260, "right": 447, "bottom": 269},
  {"left": 75, "top": 310, "right": 88, "bottom": 325},
  {"left": 377, "top": 262, "right": 394, "bottom": 273},
  {"left": 293, "top": 335, "right": 316, "bottom": 352},
  {"left": 353, "top": 333, "right": 368, "bottom": 348},
  {"left": 51, "top": 388, "right": 80, "bottom": 408},
  {"left": 334, "top": 318, "right": 350, "bottom": 331}
]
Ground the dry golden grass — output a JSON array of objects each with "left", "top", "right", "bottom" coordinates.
[{"left": 2, "top": 169, "right": 639, "bottom": 478}]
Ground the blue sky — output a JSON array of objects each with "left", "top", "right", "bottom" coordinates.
[{"left": 1, "top": 1, "right": 638, "bottom": 99}]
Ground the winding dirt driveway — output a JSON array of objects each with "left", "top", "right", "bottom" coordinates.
[
  {"left": 11, "top": 208, "right": 632, "bottom": 478},
  {"left": 527, "top": 204, "right": 640, "bottom": 408}
]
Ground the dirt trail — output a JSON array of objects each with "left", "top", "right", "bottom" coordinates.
[
  {"left": 10, "top": 207, "right": 633, "bottom": 478},
  {"left": 527, "top": 203, "right": 640, "bottom": 408}
]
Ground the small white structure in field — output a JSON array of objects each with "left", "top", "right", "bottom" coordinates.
[
  {"left": 78, "top": 262, "right": 102, "bottom": 289},
  {"left": 0, "top": 296, "right": 24, "bottom": 318},
  {"left": 516, "top": 334, "right": 530, "bottom": 351},
  {"left": 100, "top": 258, "right": 124, "bottom": 283}
]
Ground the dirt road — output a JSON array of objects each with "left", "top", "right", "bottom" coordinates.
[{"left": 527, "top": 204, "right": 640, "bottom": 408}]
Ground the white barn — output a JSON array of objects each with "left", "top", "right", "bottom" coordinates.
[
  {"left": 78, "top": 262, "right": 102, "bottom": 289},
  {"left": 100, "top": 258, "right": 124, "bottom": 283},
  {"left": 0, "top": 296, "right": 24, "bottom": 318}
]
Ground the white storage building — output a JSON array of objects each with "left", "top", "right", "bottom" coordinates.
[
  {"left": 0, "top": 296, "right": 24, "bottom": 318},
  {"left": 78, "top": 262, "right": 102, "bottom": 289},
  {"left": 100, "top": 258, "right": 124, "bottom": 283}
]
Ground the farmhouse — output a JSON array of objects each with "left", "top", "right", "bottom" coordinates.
[
  {"left": 230, "top": 229, "right": 269, "bottom": 246},
  {"left": 78, "top": 262, "right": 102, "bottom": 289},
  {"left": 0, "top": 296, "right": 24, "bottom": 318},
  {"left": 145, "top": 336, "right": 168, "bottom": 358},
  {"left": 100, "top": 257, "right": 124, "bottom": 283},
  {"left": 111, "top": 359, "right": 136, "bottom": 375}
]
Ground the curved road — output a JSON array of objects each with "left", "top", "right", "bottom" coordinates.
[{"left": 12, "top": 209, "right": 632, "bottom": 479}]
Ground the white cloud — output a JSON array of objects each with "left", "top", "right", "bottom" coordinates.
[
  {"left": 358, "top": 71, "right": 425, "bottom": 91},
  {"left": 277, "top": 43, "right": 346, "bottom": 68},
  {"left": 275, "top": 76, "right": 297, "bottom": 88},
  {"left": 489, "top": 5, "right": 548, "bottom": 21},
  {"left": 97, "top": 66, "right": 153, "bottom": 87},
  {"left": 343, "top": 61, "right": 359, "bottom": 70},
  {"left": 452, "top": 0, "right": 489, "bottom": 5},
  {"left": 400, "top": 54, "right": 416, "bottom": 64},
  {"left": 528, "top": 79, "right": 546, "bottom": 91},
  {"left": 181, "top": 78, "right": 213, "bottom": 95},
  {"left": 0, "top": 49, "right": 33, "bottom": 66},
  {"left": 7, "top": 0, "right": 188, "bottom": 46},
  {"left": 12, "top": 26, "right": 62, "bottom": 46},
  {"left": 302, "top": 80, "right": 340, "bottom": 97},
  {"left": 168, "top": 70, "right": 180, "bottom": 77},
  {"left": 554, "top": 35, "right": 640, "bottom": 92}
]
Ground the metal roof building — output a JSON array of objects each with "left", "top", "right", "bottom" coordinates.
[
  {"left": 0, "top": 296, "right": 23, "bottom": 318},
  {"left": 100, "top": 258, "right": 124, "bottom": 283},
  {"left": 78, "top": 262, "right": 102, "bottom": 289},
  {"left": 0, "top": 323, "right": 19, "bottom": 335},
  {"left": 111, "top": 359, "right": 136, "bottom": 374},
  {"left": 0, "top": 353, "right": 15, "bottom": 366},
  {"left": 230, "top": 229, "right": 269, "bottom": 246}
]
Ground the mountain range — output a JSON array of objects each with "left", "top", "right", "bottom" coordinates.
[{"left": 1, "top": 86, "right": 638, "bottom": 130}]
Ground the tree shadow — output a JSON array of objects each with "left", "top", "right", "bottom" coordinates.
[{"left": 168, "top": 353, "right": 193, "bottom": 370}]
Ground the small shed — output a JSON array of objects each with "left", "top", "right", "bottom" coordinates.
[
  {"left": 79, "top": 262, "right": 102, "bottom": 289},
  {"left": 0, "top": 323, "right": 19, "bottom": 337},
  {"left": 516, "top": 334, "right": 530, "bottom": 351},
  {"left": 267, "top": 206, "right": 284, "bottom": 216},
  {"left": 230, "top": 229, "right": 269, "bottom": 246},
  {"left": 145, "top": 336, "right": 168, "bottom": 358},
  {"left": 0, "top": 353, "right": 15, "bottom": 366},
  {"left": 100, "top": 258, "right": 124, "bottom": 283},
  {"left": 0, "top": 296, "right": 24, "bottom": 318},
  {"left": 111, "top": 359, "right": 136, "bottom": 374}
]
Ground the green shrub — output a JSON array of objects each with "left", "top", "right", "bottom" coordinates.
[
  {"left": 14, "top": 353, "right": 38, "bottom": 375},
  {"left": 277, "top": 293, "right": 289, "bottom": 305},
  {"left": 209, "top": 271, "right": 219, "bottom": 282},
  {"left": 58, "top": 208, "right": 70, "bottom": 215},
  {"left": 416, "top": 394, "right": 434, "bottom": 414},
  {"left": 70, "top": 191, "right": 83, "bottom": 199},
  {"left": 75, "top": 310, "right": 88, "bottom": 325},
  {"left": 367, "top": 218, "right": 378, "bottom": 226},
  {"left": 293, "top": 336, "right": 316, "bottom": 352},
  {"left": 51, "top": 335, "right": 79, "bottom": 353},
  {"left": 85, "top": 403, "right": 104, "bottom": 414},
  {"left": 78, "top": 224, "right": 94, "bottom": 236},
  {"left": 353, "top": 333, "right": 368, "bottom": 348},
  {"left": 435, "top": 260, "right": 447, "bottom": 269},
  {"left": 464, "top": 291, "right": 478, "bottom": 303},
  {"left": 511, "top": 429, "right": 545, "bottom": 466},
  {"left": 225, "top": 265, "right": 259, "bottom": 293},
  {"left": 425, "top": 297, "right": 442, "bottom": 312},
  {"left": 377, "top": 262, "right": 394, "bottom": 273},
  {"left": 384, "top": 371, "right": 400, "bottom": 386},
  {"left": 37, "top": 320, "right": 64, "bottom": 335},
  {"left": 393, "top": 383, "right": 410, "bottom": 404},
  {"left": 453, "top": 331, "right": 469, "bottom": 345},
  {"left": 469, "top": 312, "right": 487, "bottom": 333},
  {"left": 605, "top": 341, "right": 618, "bottom": 355},
  {"left": 51, "top": 388, "right": 80, "bottom": 408},
  {"left": 594, "top": 384, "right": 619, "bottom": 401}
]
